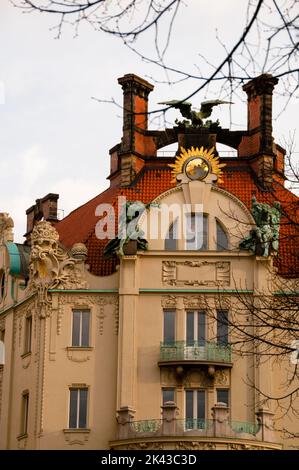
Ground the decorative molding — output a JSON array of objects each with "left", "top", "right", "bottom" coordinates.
[
  {"left": 227, "top": 443, "right": 260, "bottom": 450},
  {"left": 17, "top": 434, "right": 28, "bottom": 449},
  {"left": 56, "top": 294, "right": 119, "bottom": 337},
  {"left": 161, "top": 295, "right": 177, "bottom": 308},
  {"left": 211, "top": 186, "right": 253, "bottom": 222},
  {"left": 183, "top": 369, "right": 210, "bottom": 388},
  {"left": 160, "top": 367, "right": 177, "bottom": 386},
  {"left": 0, "top": 317, "right": 5, "bottom": 331},
  {"left": 126, "top": 442, "right": 163, "bottom": 450},
  {"left": 175, "top": 441, "right": 216, "bottom": 450},
  {"left": 27, "top": 221, "right": 88, "bottom": 316},
  {"left": 21, "top": 352, "right": 32, "bottom": 369},
  {"left": 13, "top": 299, "right": 37, "bottom": 351},
  {"left": 63, "top": 429, "right": 90, "bottom": 445},
  {"left": 182, "top": 295, "right": 206, "bottom": 309},
  {"left": 162, "top": 260, "right": 230, "bottom": 287},
  {"left": 18, "top": 315, "right": 23, "bottom": 348},
  {"left": 66, "top": 348, "right": 92, "bottom": 363},
  {"left": 114, "top": 298, "right": 119, "bottom": 335},
  {"left": 214, "top": 369, "right": 230, "bottom": 386},
  {"left": 151, "top": 186, "right": 182, "bottom": 205}
]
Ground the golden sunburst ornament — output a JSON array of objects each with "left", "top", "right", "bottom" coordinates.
[{"left": 169, "top": 146, "right": 226, "bottom": 183}]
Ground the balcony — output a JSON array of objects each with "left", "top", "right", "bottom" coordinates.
[
  {"left": 159, "top": 341, "right": 232, "bottom": 372},
  {"left": 110, "top": 403, "right": 281, "bottom": 450}
]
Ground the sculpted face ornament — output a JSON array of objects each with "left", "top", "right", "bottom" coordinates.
[{"left": 169, "top": 146, "right": 226, "bottom": 183}]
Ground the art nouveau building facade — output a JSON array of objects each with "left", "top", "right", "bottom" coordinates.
[{"left": 0, "top": 73, "right": 298, "bottom": 450}]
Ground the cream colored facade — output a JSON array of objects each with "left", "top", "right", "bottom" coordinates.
[
  {"left": 0, "top": 173, "right": 297, "bottom": 450},
  {"left": 0, "top": 72, "right": 298, "bottom": 450}
]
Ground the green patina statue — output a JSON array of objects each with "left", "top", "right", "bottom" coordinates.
[
  {"left": 158, "top": 99, "right": 232, "bottom": 128},
  {"left": 104, "top": 201, "right": 158, "bottom": 258},
  {"left": 239, "top": 197, "right": 281, "bottom": 257}
]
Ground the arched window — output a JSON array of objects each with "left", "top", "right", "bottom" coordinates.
[
  {"left": 216, "top": 220, "right": 228, "bottom": 251},
  {"left": 165, "top": 220, "right": 178, "bottom": 251},
  {"left": 185, "top": 214, "right": 208, "bottom": 251}
]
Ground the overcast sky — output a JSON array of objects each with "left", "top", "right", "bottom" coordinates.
[{"left": 0, "top": 1, "right": 297, "bottom": 242}]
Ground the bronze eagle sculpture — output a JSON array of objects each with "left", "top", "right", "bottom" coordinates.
[{"left": 158, "top": 99, "right": 233, "bottom": 127}]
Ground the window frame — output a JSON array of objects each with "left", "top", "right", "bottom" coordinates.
[
  {"left": 185, "top": 389, "right": 206, "bottom": 428},
  {"left": 162, "top": 387, "right": 175, "bottom": 405},
  {"left": 216, "top": 219, "right": 229, "bottom": 251},
  {"left": 217, "top": 310, "right": 229, "bottom": 345},
  {"left": 186, "top": 310, "right": 206, "bottom": 346},
  {"left": 24, "top": 315, "right": 32, "bottom": 355},
  {"left": 165, "top": 220, "right": 178, "bottom": 251},
  {"left": 71, "top": 309, "right": 91, "bottom": 348},
  {"left": 0, "top": 270, "right": 5, "bottom": 302},
  {"left": 20, "top": 391, "right": 29, "bottom": 436},
  {"left": 216, "top": 388, "right": 230, "bottom": 406},
  {"left": 68, "top": 387, "right": 89, "bottom": 429},
  {"left": 185, "top": 213, "right": 208, "bottom": 251},
  {"left": 163, "top": 309, "right": 176, "bottom": 344}
]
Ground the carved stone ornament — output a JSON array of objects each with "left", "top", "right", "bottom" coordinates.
[
  {"left": 214, "top": 369, "right": 230, "bottom": 385},
  {"left": 162, "top": 260, "right": 230, "bottom": 287},
  {"left": 126, "top": 442, "right": 163, "bottom": 450},
  {"left": 28, "top": 221, "right": 88, "bottom": 308},
  {"left": 63, "top": 429, "right": 90, "bottom": 445},
  {"left": 0, "top": 213, "right": 14, "bottom": 244},
  {"left": 175, "top": 441, "right": 216, "bottom": 450}
]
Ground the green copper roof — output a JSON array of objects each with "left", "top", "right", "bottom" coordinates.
[{"left": 5, "top": 242, "right": 21, "bottom": 276}]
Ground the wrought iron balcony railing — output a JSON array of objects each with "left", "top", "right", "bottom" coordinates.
[
  {"left": 160, "top": 340, "right": 232, "bottom": 364},
  {"left": 113, "top": 404, "right": 280, "bottom": 449}
]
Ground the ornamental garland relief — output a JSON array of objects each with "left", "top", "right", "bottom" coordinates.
[{"left": 162, "top": 260, "right": 230, "bottom": 287}]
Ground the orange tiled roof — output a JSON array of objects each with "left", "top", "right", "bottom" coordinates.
[{"left": 56, "top": 162, "right": 298, "bottom": 278}]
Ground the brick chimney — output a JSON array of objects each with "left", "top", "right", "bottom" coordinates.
[
  {"left": 25, "top": 193, "right": 59, "bottom": 243},
  {"left": 117, "top": 74, "right": 156, "bottom": 186},
  {"left": 239, "top": 74, "right": 278, "bottom": 189}
]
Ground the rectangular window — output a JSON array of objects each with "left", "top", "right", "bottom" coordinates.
[
  {"left": 217, "top": 310, "right": 229, "bottom": 345},
  {"left": 162, "top": 388, "right": 175, "bottom": 405},
  {"left": 186, "top": 214, "right": 208, "bottom": 251},
  {"left": 21, "top": 392, "right": 29, "bottom": 435},
  {"left": 24, "top": 316, "right": 32, "bottom": 354},
  {"left": 72, "top": 310, "right": 90, "bottom": 347},
  {"left": 0, "top": 330, "right": 4, "bottom": 365},
  {"left": 185, "top": 389, "right": 205, "bottom": 429},
  {"left": 165, "top": 221, "right": 178, "bottom": 251},
  {"left": 217, "top": 389, "right": 229, "bottom": 406},
  {"left": 186, "top": 311, "right": 206, "bottom": 346},
  {"left": 69, "top": 388, "right": 88, "bottom": 429},
  {"left": 163, "top": 309, "right": 175, "bottom": 344}
]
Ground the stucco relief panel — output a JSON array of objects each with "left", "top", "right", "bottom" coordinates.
[{"left": 162, "top": 261, "right": 230, "bottom": 287}]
